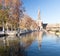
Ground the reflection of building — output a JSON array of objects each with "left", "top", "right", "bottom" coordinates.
[
  {"left": 36, "top": 9, "right": 43, "bottom": 30},
  {"left": 37, "top": 31, "right": 43, "bottom": 50}
]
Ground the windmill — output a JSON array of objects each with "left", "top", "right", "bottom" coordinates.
[{"left": 37, "top": 9, "right": 43, "bottom": 30}]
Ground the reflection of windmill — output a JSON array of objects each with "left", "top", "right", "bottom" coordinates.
[
  {"left": 37, "top": 9, "right": 43, "bottom": 30},
  {"left": 37, "top": 31, "right": 43, "bottom": 50}
]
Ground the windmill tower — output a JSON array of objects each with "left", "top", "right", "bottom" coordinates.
[
  {"left": 37, "top": 9, "right": 43, "bottom": 30},
  {"left": 38, "top": 9, "right": 41, "bottom": 21}
]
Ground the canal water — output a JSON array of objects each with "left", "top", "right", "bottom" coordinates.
[{"left": 0, "top": 31, "right": 60, "bottom": 56}]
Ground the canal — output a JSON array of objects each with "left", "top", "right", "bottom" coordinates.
[{"left": 0, "top": 31, "right": 60, "bottom": 56}]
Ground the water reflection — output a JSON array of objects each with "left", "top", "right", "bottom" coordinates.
[
  {"left": 0, "top": 36, "right": 27, "bottom": 56},
  {"left": 20, "top": 32, "right": 38, "bottom": 48},
  {"left": 37, "top": 31, "right": 43, "bottom": 50},
  {"left": 0, "top": 32, "right": 39, "bottom": 56},
  {"left": 1, "top": 31, "right": 60, "bottom": 56},
  {"left": 46, "top": 31, "right": 60, "bottom": 43},
  {"left": 0, "top": 32, "right": 44, "bottom": 56}
]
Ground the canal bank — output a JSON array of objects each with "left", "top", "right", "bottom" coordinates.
[{"left": 0, "top": 29, "right": 38, "bottom": 37}]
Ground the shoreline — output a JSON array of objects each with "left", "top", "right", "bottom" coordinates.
[{"left": 0, "top": 30, "right": 37, "bottom": 37}]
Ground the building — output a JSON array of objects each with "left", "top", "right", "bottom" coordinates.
[
  {"left": 46, "top": 23, "right": 60, "bottom": 31},
  {"left": 36, "top": 9, "right": 43, "bottom": 30}
]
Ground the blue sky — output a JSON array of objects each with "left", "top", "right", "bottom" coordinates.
[{"left": 23, "top": 0, "right": 60, "bottom": 23}]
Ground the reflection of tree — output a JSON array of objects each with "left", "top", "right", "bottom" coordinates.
[
  {"left": 0, "top": 32, "right": 44, "bottom": 55},
  {"left": 37, "top": 31, "right": 43, "bottom": 50},
  {"left": 20, "top": 32, "right": 37, "bottom": 48},
  {"left": 0, "top": 36, "right": 27, "bottom": 56}
]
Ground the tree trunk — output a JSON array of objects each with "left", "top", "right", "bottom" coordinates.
[{"left": 2, "top": 21, "right": 4, "bottom": 32}]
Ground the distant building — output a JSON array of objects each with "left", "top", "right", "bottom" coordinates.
[{"left": 46, "top": 23, "right": 60, "bottom": 31}]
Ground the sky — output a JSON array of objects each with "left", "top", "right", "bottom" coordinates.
[{"left": 23, "top": 0, "right": 60, "bottom": 23}]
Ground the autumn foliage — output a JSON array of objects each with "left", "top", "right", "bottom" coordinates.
[
  {"left": 0, "top": 0, "right": 23, "bottom": 29},
  {"left": 0, "top": 0, "right": 38, "bottom": 30},
  {"left": 20, "top": 14, "right": 38, "bottom": 30}
]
